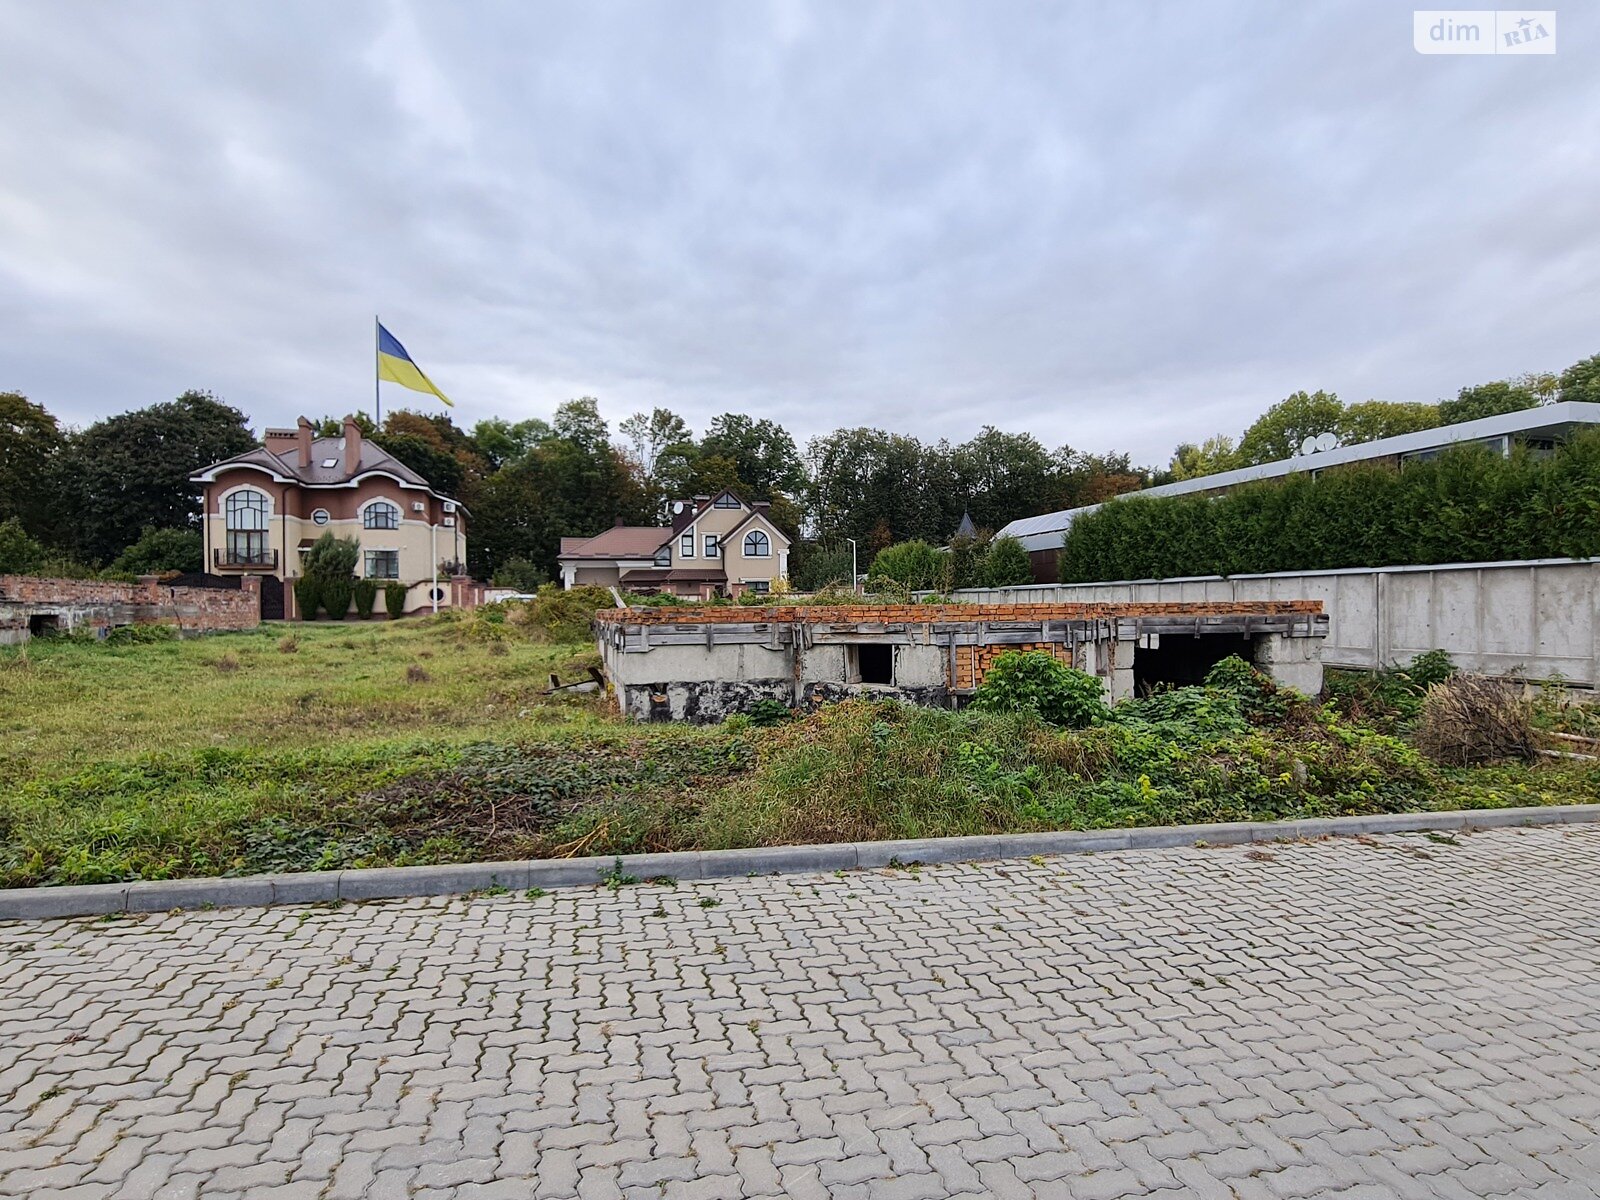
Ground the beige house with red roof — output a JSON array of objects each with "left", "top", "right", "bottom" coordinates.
[{"left": 558, "top": 491, "right": 790, "bottom": 599}]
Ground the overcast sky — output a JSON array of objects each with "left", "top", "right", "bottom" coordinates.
[{"left": 1, "top": 2, "right": 1596, "bottom": 465}]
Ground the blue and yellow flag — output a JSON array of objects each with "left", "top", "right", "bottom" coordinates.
[{"left": 377, "top": 323, "right": 453, "bottom": 407}]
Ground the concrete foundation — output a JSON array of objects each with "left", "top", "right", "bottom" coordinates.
[{"left": 595, "top": 601, "right": 1329, "bottom": 723}]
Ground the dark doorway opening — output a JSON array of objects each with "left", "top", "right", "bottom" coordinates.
[
  {"left": 27, "top": 614, "right": 61, "bottom": 638},
  {"left": 850, "top": 643, "right": 894, "bottom": 685},
  {"left": 1134, "top": 633, "right": 1253, "bottom": 693}
]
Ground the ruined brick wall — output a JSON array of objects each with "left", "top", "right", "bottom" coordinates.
[
  {"left": 951, "top": 642, "right": 1075, "bottom": 691},
  {"left": 0, "top": 575, "right": 260, "bottom": 640}
]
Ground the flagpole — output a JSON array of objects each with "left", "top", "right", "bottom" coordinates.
[{"left": 373, "top": 315, "right": 381, "bottom": 427}]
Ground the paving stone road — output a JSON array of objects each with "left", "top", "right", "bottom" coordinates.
[{"left": 4, "top": 825, "right": 1600, "bottom": 1199}]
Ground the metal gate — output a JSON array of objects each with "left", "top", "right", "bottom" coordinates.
[{"left": 260, "top": 577, "right": 285, "bottom": 620}]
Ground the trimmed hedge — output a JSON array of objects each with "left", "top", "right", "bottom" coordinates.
[
  {"left": 322, "top": 578, "right": 352, "bottom": 620},
  {"left": 353, "top": 579, "right": 378, "bottom": 619},
  {"left": 384, "top": 581, "right": 408, "bottom": 619},
  {"left": 1061, "top": 433, "right": 1600, "bottom": 582},
  {"left": 293, "top": 577, "right": 321, "bottom": 621}
]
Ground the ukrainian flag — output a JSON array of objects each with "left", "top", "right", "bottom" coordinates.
[{"left": 377, "top": 323, "right": 453, "bottom": 407}]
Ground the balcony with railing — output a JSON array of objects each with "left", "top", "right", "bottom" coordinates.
[{"left": 213, "top": 547, "right": 278, "bottom": 571}]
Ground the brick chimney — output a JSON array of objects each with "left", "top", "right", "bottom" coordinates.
[
  {"left": 342, "top": 415, "right": 362, "bottom": 477},
  {"left": 296, "top": 416, "right": 314, "bottom": 468}
]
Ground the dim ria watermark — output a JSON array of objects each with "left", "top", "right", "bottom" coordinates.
[{"left": 1414, "top": 10, "right": 1555, "bottom": 53}]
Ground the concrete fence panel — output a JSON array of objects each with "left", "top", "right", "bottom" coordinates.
[{"left": 945, "top": 558, "right": 1600, "bottom": 685}]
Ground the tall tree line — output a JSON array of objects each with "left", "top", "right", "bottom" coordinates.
[{"left": 4, "top": 347, "right": 1595, "bottom": 583}]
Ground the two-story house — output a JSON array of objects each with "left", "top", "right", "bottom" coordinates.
[
  {"left": 558, "top": 491, "right": 791, "bottom": 599},
  {"left": 190, "top": 416, "right": 469, "bottom": 619}
]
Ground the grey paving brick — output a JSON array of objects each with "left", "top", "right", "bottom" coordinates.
[{"left": 2, "top": 825, "right": 1599, "bottom": 1199}]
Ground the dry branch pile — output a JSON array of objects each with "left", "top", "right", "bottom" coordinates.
[{"left": 1415, "top": 674, "right": 1535, "bottom": 766}]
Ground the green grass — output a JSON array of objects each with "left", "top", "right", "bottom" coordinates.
[
  {"left": 2, "top": 618, "right": 1596, "bottom": 888},
  {"left": 0, "top": 617, "right": 589, "bottom": 785}
]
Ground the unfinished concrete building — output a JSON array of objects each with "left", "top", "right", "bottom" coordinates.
[{"left": 594, "top": 601, "right": 1328, "bottom": 722}]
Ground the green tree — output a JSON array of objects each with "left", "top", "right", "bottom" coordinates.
[
  {"left": 376, "top": 433, "right": 465, "bottom": 495},
  {"left": 490, "top": 557, "right": 545, "bottom": 591},
  {"left": 0, "top": 517, "right": 45, "bottom": 574},
  {"left": 699, "top": 414, "right": 806, "bottom": 497},
  {"left": 471, "top": 416, "right": 552, "bottom": 470},
  {"left": 807, "top": 428, "right": 946, "bottom": 546},
  {"left": 1558, "top": 353, "right": 1600, "bottom": 405},
  {"left": 1440, "top": 379, "right": 1539, "bottom": 425},
  {"left": 467, "top": 398, "right": 649, "bottom": 579},
  {"left": 302, "top": 533, "right": 360, "bottom": 581},
  {"left": 1169, "top": 434, "right": 1238, "bottom": 481},
  {"left": 0, "top": 392, "right": 66, "bottom": 545},
  {"left": 1237, "top": 391, "right": 1344, "bottom": 465},
  {"left": 867, "top": 540, "right": 944, "bottom": 591},
  {"left": 1337, "top": 401, "right": 1440, "bottom": 445},
  {"left": 112, "top": 527, "right": 202, "bottom": 574},
  {"left": 946, "top": 533, "right": 987, "bottom": 591},
  {"left": 979, "top": 536, "right": 1033, "bottom": 587},
  {"left": 618, "top": 408, "right": 692, "bottom": 477},
  {"left": 66, "top": 390, "right": 255, "bottom": 563},
  {"left": 948, "top": 427, "right": 1057, "bottom": 534},
  {"left": 790, "top": 542, "right": 857, "bottom": 591}
]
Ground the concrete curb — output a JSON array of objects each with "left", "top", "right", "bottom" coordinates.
[{"left": 4, "top": 803, "right": 1598, "bottom": 921}]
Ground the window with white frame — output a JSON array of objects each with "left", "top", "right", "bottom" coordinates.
[
  {"left": 364, "top": 549, "right": 400, "bottom": 578},
  {"left": 704, "top": 534, "right": 719, "bottom": 558},
  {"left": 680, "top": 531, "right": 695, "bottom": 557},
  {"left": 743, "top": 529, "right": 770, "bottom": 557},
  {"left": 223, "top": 489, "right": 270, "bottom": 563},
  {"left": 364, "top": 499, "right": 401, "bottom": 530}
]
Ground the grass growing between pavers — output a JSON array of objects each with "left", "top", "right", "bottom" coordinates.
[{"left": 2, "top": 611, "right": 1596, "bottom": 888}]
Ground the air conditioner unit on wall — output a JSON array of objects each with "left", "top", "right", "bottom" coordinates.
[
  {"left": 443, "top": 501, "right": 457, "bottom": 514},
  {"left": 443, "top": 517, "right": 456, "bottom": 528},
  {"left": 411, "top": 501, "right": 426, "bottom": 512}
]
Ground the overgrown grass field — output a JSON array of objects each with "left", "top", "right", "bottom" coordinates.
[{"left": 1, "top": 610, "right": 1595, "bottom": 888}]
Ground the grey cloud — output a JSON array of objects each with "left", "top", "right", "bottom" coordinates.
[{"left": 0, "top": 0, "right": 1596, "bottom": 466}]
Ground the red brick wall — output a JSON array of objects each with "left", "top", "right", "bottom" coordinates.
[
  {"left": 594, "top": 600, "right": 1323, "bottom": 628},
  {"left": 0, "top": 575, "right": 260, "bottom": 633}
]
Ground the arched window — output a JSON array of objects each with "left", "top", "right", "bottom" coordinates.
[
  {"left": 743, "top": 530, "right": 770, "bottom": 557},
  {"left": 223, "top": 489, "right": 270, "bottom": 564},
  {"left": 363, "top": 500, "right": 401, "bottom": 530}
]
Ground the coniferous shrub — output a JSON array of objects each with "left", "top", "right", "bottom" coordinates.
[
  {"left": 293, "top": 576, "right": 321, "bottom": 621},
  {"left": 353, "top": 579, "right": 378, "bottom": 619},
  {"left": 384, "top": 581, "right": 409, "bottom": 619},
  {"left": 321, "top": 578, "right": 352, "bottom": 620},
  {"left": 980, "top": 536, "right": 1034, "bottom": 587}
]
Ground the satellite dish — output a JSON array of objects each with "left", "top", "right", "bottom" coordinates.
[
  {"left": 1315, "top": 432, "right": 1338, "bottom": 452},
  {"left": 1300, "top": 436, "right": 1318, "bottom": 456},
  {"left": 672, "top": 501, "right": 685, "bottom": 514}
]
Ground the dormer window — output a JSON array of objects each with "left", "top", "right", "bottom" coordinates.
[{"left": 713, "top": 493, "right": 741, "bottom": 508}]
